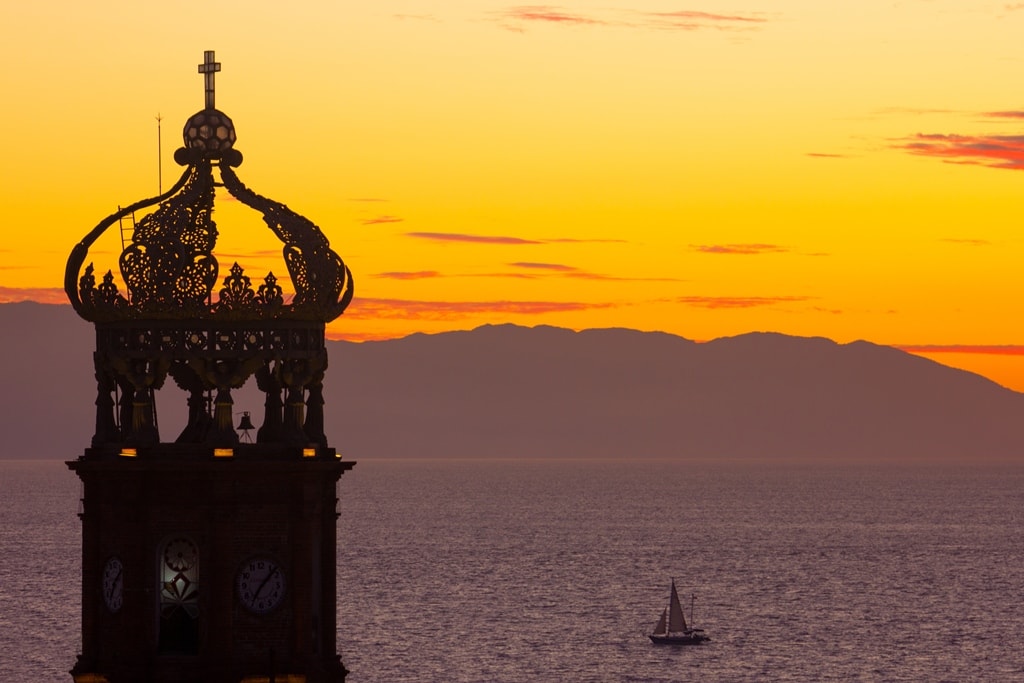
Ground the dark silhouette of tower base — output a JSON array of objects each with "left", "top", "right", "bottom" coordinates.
[
  {"left": 65, "top": 51, "right": 356, "bottom": 683},
  {"left": 70, "top": 455, "right": 352, "bottom": 683}
]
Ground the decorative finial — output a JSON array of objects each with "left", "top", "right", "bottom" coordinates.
[{"left": 198, "top": 50, "right": 221, "bottom": 109}]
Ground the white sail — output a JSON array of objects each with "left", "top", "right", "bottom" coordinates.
[{"left": 668, "top": 580, "right": 688, "bottom": 632}]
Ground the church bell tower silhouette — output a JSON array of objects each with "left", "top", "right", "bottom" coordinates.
[{"left": 66, "top": 51, "right": 355, "bottom": 683}]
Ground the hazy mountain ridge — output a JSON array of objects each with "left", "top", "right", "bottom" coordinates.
[{"left": 2, "top": 302, "right": 1022, "bottom": 460}]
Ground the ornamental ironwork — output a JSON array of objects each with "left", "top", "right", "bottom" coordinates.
[{"left": 65, "top": 51, "right": 354, "bottom": 455}]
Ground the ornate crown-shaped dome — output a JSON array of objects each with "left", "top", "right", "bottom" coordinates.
[
  {"left": 66, "top": 53, "right": 352, "bottom": 324},
  {"left": 67, "top": 155, "right": 353, "bottom": 322},
  {"left": 64, "top": 52, "right": 354, "bottom": 454}
]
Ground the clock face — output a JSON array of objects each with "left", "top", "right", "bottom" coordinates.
[
  {"left": 102, "top": 556, "right": 124, "bottom": 613},
  {"left": 164, "top": 538, "right": 198, "bottom": 572},
  {"left": 237, "top": 558, "right": 286, "bottom": 614}
]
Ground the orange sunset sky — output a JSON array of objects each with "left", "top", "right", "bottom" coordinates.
[{"left": 4, "top": 1, "right": 1024, "bottom": 390}]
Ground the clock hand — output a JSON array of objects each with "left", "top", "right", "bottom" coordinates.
[
  {"left": 252, "top": 566, "right": 280, "bottom": 600},
  {"left": 106, "top": 568, "right": 122, "bottom": 601}
]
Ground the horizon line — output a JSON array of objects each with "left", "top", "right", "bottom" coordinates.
[{"left": 5, "top": 299, "right": 1024, "bottom": 357}]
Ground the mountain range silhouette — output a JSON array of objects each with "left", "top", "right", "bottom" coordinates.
[{"left": 3, "top": 301, "right": 1022, "bottom": 461}]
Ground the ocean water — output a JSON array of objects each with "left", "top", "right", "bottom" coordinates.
[{"left": 2, "top": 458, "right": 1023, "bottom": 682}]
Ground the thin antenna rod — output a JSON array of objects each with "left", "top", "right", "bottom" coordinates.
[{"left": 156, "top": 113, "right": 163, "bottom": 194}]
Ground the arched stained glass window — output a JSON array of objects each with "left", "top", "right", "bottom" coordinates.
[{"left": 158, "top": 536, "right": 200, "bottom": 654}]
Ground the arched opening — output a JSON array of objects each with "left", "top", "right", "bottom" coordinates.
[{"left": 158, "top": 536, "right": 200, "bottom": 654}]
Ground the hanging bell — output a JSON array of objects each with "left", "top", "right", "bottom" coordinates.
[{"left": 237, "top": 411, "right": 256, "bottom": 431}]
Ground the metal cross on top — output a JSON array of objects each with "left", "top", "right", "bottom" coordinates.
[{"left": 198, "top": 50, "right": 221, "bottom": 109}]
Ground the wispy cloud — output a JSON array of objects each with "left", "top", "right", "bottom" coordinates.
[
  {"left": 565, "top": 271, "right": 683, "bottom": 282},
  {"left": 406, "top": 232, "right": 628, "bottom": 246},
  {"left": 0, "top": 286, "right": 68, "bottom": 304},
  {"left": 373, "top": 264, "right": 680, "bottom": 282},
  {"left": 373, "top": 271, "right": 442, "bottom": 280},
  {"left": 471, "top": 272, "right": 541, "bottom": 280},
  {"left": 362, "top": 215, "right": 404, "bottom": 225},
  {"left": 677, "top": 295, "right": 810, "bottom": 309},
  {"left": 494, "top": 6, "right": 768, "bottom": 31},
  {"left": 806, "top": 152, "right": 850, "bottom": 159},
  {"left": 940, "top": 238, "right": 991, "bottom": 247},
  {"left": 639, "top": 10, "right": 767, "bottom": 30},
  {"left": 499, "top": 6, "right": 605, "bottom": 26},
  {"left": 509, "top": 261, "right": 578, "bottom": 271},
  {"left": 406, "top": 231, "right": 543, "bottom": 245},
  {"left": 897, "top": 344, "right": 1024, "bottom": 356},
  {"left": 983, "top": 110, "right": 1024, "bottom": 119},
  {"left": 691, "top": 243, "right": 789, "bottom": 255},
  {"left": 504, "top": 262, "right": 682, "bottom": 281},
  {"left": 344, "top": 297, "right": 615, "bottom": 320},
  {"left": 894, "top": 133, "right": 1024, "bottom": 170}
]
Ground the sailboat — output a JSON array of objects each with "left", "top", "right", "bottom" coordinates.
[{"left": 649, "top": 579, "right": 709, "bottom": 645}]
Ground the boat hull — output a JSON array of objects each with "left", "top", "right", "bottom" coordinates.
[{"left": 649, "top": 634, "right": 709, "bottom": 646}]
